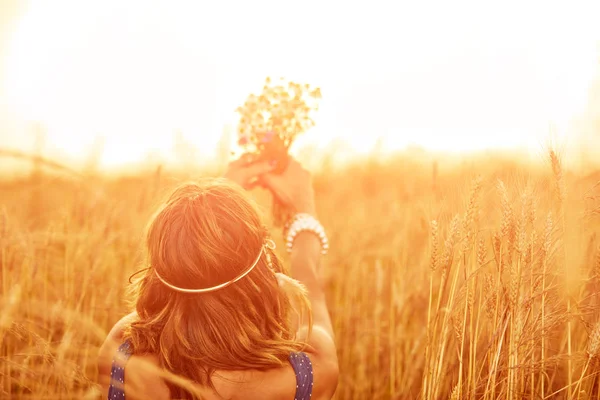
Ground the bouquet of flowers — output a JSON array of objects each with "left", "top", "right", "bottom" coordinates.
[
  {"left": 236, "top": 77, "right": 321, "bottom": 225},
  {"left": 236, "top": 77, "right": 321, "bottom": 173}
]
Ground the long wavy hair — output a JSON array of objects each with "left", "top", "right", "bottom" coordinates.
[{"left": 123, "top": 179, "right": 312, "bottom": 398}]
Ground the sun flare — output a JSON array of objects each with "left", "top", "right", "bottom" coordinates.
[{"left": 2, "top": 0, "right": 599, "bottom": 168}]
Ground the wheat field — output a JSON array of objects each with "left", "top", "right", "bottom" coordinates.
[{"left": 1, "top": 150, "right": 600, "bottom": 399}]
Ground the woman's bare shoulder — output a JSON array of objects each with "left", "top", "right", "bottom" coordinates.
[
  {"left": 98, "top": 313, "right": 136, "bottom": 366},
  {"left": 301, "top": 326, "right": 339, "bottom": 400},
  {"left": 98, "top": 313, "right": 136, "bottom": 371},
  {"left": 97, "top": 313, "right": 143, "bottom": 399},
  {"left": 108, "top": 312, "right": 137, "bottom": 339}
]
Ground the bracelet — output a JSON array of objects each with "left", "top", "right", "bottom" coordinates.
[{"left": 284, "top": 213, "right": 329, "bottom": 255}]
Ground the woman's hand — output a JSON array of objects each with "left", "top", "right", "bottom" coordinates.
[
  {"left": 223, "top": 154, "right": 276, "bottom": 189},
  {"left": 260, "top": 158, "right": 316, "bottom": 215}
]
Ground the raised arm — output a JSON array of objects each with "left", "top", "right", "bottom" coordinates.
[{"left": 260, "top": 159, "right": 339, "bottom": 396}]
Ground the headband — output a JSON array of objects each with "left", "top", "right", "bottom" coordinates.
[{"left": 153, "top": 239, "right": 276, "bottom": 293}]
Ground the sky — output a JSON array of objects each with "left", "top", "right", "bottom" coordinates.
[{"left": 0, "top": 0, "right": 599, "bottom": 169}]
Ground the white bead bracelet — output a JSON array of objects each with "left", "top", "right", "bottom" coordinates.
[{"left": 284, "top": 213, "right": 329, "bottom": 255}]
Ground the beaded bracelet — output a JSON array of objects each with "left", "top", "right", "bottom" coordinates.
[{"left": 284, "top": 213, "right": 329, "bottom": 255}]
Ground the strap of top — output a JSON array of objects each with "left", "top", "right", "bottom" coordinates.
[
  {"left": 107, "top": 341, "right": 133, "bottom": 399},
  {"left": 288, "top": 352, "right": 314, "bottom": 400}
]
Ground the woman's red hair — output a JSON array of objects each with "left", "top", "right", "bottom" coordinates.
[{"left": 123, "top": 179, "right": 312, "bottom": 398}]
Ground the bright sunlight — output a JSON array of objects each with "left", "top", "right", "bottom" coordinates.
[{"left": 1, "top": 0, "right": 599, "bottom": 168}]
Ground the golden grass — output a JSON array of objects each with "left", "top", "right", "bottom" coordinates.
[{"left": 2, "top": 150, "right": 600, "bottom": 399}]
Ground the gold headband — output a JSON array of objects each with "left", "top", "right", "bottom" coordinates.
[{"left": 153, "top": 239, "right": 276, "bottom": 293}]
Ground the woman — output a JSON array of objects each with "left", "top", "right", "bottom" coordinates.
[{"left": 97, "top": 156, "right": 339, "bottom": 399}]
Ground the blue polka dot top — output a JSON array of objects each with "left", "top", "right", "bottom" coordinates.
[{"left": 107, "top": 341, "right": 314, "bottom": 399}]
